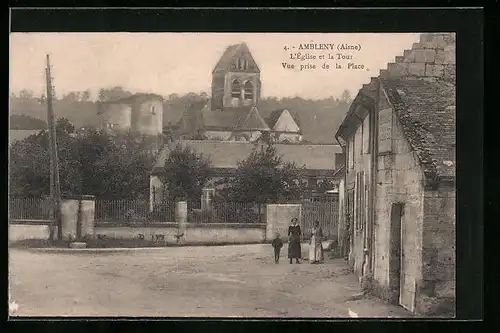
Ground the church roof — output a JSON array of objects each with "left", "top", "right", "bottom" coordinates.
[
  {"left": 234, "top": 106, "right": 270, "bottom": 130},
  {"left": 265, "top": 109, "right": 301, "bottom": 129},
  {"left": 179, "top": 102, "right": 271, "bottom": 132},
  {"left": 202, "top": 106, "right": 252, "bottom": 130},
  {"left": 212, "top": 43, "right": 260, "bottom": 73}
]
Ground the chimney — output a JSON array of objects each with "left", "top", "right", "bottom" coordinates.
[{"left": 384, "top": 33, "right": 455, "bottom": 83}]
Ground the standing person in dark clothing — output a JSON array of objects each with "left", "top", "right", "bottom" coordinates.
[
  {"left": 288, "top": 218, "right": 302, "bottom": 264},
  {"left": 271, "top": 232, "right": 284, "bottom": 264}
]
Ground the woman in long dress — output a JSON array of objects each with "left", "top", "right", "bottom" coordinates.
[
  {"left": 309, "top": 220, "right": 324, "bottom": 264},
  {"left": 288, "top": 218, "right": 302, "bottom": 264}
]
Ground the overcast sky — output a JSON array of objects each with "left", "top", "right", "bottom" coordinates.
[{"left": 10, "top": 33, "right": 420, "bottom": 100}]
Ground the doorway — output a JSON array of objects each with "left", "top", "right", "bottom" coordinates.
[
  {"left": 389, "top": 203, "right": 403, "bottom": 305},
  {"left": 389, "top": 202, "right": 415, "bottom": 311}
]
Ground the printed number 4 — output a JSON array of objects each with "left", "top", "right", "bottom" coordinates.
[{"left": 284, "top": 46, "right": 289, "bottom": 51}]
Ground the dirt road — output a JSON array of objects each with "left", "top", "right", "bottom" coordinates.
[{"left": 9, "top": 244, "right": 412, "bottom": 318}]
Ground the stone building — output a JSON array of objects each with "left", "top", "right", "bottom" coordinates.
[
  {"left": 178, "top": 43, "right": 302, "bottom": 143},
  {"left": 335, "top": 33, "right": 456, "bottom": 316},
  {"left": 97, "top": 93, "right": 164, "bottom": 136}
]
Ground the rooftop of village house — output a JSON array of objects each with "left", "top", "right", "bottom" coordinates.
[
  {"left": 152, "top": 140, "right": 343, "bottom": 175},
  {"left": 335, "top": 32, "right": 456, "bottom": 184}
]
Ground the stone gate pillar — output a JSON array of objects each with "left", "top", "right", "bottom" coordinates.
[
  {"left": 79, "top": 195, "right": 96, "bottom": 239},
  {"left": 60, "top": 198, "right": 79, "bottom": 241},
  {"left": 60, "top": 195, "right": 96, "bottom": 241}
]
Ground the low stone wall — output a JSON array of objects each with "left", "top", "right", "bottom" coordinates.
[
  {"left": 94, "top": 222, "right": 267, "bottom": 245},
  {"left": 9, "top": 220, "right": 56, "bottom": 244},
  {"left": 265, "top": 204, "right": 302, "bottom": 240}
]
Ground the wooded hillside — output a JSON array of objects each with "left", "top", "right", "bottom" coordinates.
[{"left": 10, "top": 87, "right": 351, "bottom": 144}]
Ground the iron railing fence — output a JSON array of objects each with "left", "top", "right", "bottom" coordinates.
[
  {"left": 187, "top": 201, "right": 265, "bottom": 224},
  {"left": 9, "top": 197, "right": 54, "bottom": 220},
  {"left": 300, "top": 199, "right": 339, "bottom": 240},
  {"left": 95, "top": 199, "right": 175, "bottom": 223}
]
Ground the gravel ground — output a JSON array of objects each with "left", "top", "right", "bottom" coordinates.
[{"left": 9, "top": 243, "right": 413, "bottom": 318}]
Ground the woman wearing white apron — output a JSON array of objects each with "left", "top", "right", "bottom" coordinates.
[{"left": 309, "top": 220, "right": 324, "bottom": 264}]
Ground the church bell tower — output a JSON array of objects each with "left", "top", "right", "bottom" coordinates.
[{"left": 211, "top": 42, "right": 261, "bottom": 110}]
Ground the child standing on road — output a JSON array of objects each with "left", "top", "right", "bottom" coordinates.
[{"left": 272, "top": 233, "right": 284, "bottom": 264}]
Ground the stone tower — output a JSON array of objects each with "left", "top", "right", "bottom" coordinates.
[
  {"left": 97, "top": 93, "right": 163, "bottom": 137},
  {"left": 211, "top": 43, "right": 261, "bottom": 110}
]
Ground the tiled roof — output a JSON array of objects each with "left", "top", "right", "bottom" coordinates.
[
  {"left": 235, "top": 107, "right": 270, "bottom": 130},
  {"left": 212, "top": 43, "right": 260, "bottom": 73},
  {"left": 212, "top": 44, "right": 241, "bottom": 73},
  {"left": 265, "top": 109, "right": 301, "bottom": 129},
  {"left": 202, "top": 106, "right": 252, "bottom": 129},
  {"left": 381, "top": 77, "right": 456, "bottom": 182},
  {"left": 152, "top": 141, "right": 343, "bottom": 175},
  {"left": 180, "top": 103, "right": 270, "bottom": 132}
]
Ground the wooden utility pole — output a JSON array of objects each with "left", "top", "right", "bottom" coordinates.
[{"left": 45, "top": 54, "right": 63, "bottom": 240}]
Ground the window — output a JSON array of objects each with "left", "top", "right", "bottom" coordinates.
[
  {"left": 362, "top": 114, "right": 370, "bottom": 154},
  {"left": 150, "top": 106, "right": 156, "bottom": 115},
  {"left": 348, "top": 137, "right": 355, "bottom": 169},
  {"left": 231, "top": 79, "right": 240, "bottom": 98},
  {"left": 244, "top": 81, "right": 253, "bottom": 100}
]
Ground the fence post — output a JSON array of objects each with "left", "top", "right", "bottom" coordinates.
[
  {"left": 60, "top": 197, "right": 79, "bottom": 241},
  {"left": 201, "top": 188, "right": 212, "bottom": 212},
  {"left": 175, "top": 201, "right": 188, "bottom": 242},
  {"left": 150, "top": 187, "right": 156, "bottom": 213}
]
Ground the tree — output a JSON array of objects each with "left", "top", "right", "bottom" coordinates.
[
  {"left": 168, "top": 93, "right": 180, "bottom": 101},
  {"left": 10, "top": 120, "right": 157, "bottom": 199},
  {"left": 75, "top": 129, "right": 156, "bottom": 199},
  {"left": 19, "top": 89, "right": 34, "bottom": 99},
  {"left": 62, "top": 92, "right": 80, "bottom": 103},
  {"left": 81, "top": 90, "right": 91, "bottom": 102},
  {"left": 55, "top": 117, "right": 75, "bottom": 135},
  {"left": 9, "top": 118, "right": 81, "bottom": 197},
  {"left": 340, "top": 89, "right": 352, "bottom": 104},
  {"left": 217, "top": 144, "right": 305, "bottom": 204},
  {"left": 161, "top": 144, "right": 212, "bottom": 203},
  {"left": 98, "top": 86, "right": 133, "bottom": 102}
]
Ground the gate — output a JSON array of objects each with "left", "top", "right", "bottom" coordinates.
[{"left": 300, "top": 197, "right": 339, "bottom": 241}]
